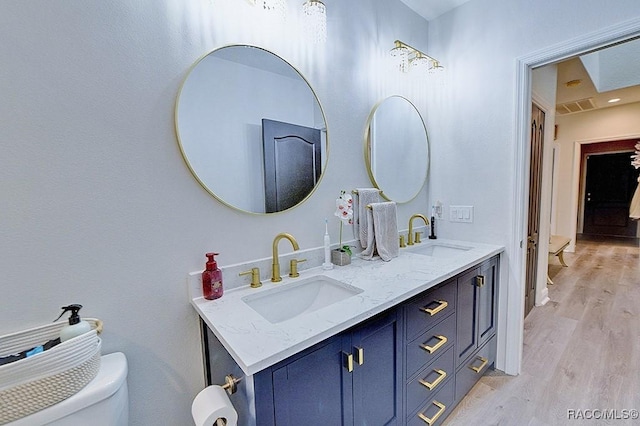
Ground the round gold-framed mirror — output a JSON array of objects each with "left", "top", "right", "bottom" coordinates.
[
  {"left": 175, "top": 45, "right": 328, "bottom": 214},
  {"left": 364, "top": 96, "right": 429, "bottom": 203}
]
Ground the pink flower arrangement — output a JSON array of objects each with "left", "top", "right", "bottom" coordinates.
[{"left": 334, "top": 190, "right": 353, "bottom": 254}]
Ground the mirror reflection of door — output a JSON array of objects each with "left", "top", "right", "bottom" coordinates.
[
  {"left": 262, "top": 119, "right": 322, "bottom": 213},
  {"left": 583, "top": 151, "right": 639, "bottom": 237},
  {"left": 525, "top": 104, "right": 545, "bottom": 318}
]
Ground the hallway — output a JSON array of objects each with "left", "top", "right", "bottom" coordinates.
[{"left": 444, "top": 237, "right": 640, "bottom": 425}]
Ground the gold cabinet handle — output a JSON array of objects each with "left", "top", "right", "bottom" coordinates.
[
  {"left": 419, "top": 300, "right": 448, "bottom": 316},
  {"left": 476, "top": 275, "right": 485, "bottom": 287},
  {"left": 417, "top": 400, "right": 446, "bottom": 425},
  {"left": 469, "top": 356, "right": 489, "bottom": 373},
  {"left": 418, "top": 369, "right": 447, "bottom": 391},
  {"left": 354, "top": 346, "right": 364, "bottom": 366},
  {"left": 343, "top": 352, "right": 354, "bottom": 373},
  {"left": 420, "top": 335, "right": 448, "bottom": 354}
]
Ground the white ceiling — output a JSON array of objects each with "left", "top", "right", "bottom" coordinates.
[
  {"left": 556, "top": 38, "right": 640, "bottom": 115},
  {"left": 399, "top": 0, "right": 472, "bottom": 21}
]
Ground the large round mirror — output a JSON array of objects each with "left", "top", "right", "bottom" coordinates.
[
  {"left": 176, "top": 45, "right": 328, "bottom": 214},
  {"left": 364, "top": 96, "right": 429, "bottom": 203}
]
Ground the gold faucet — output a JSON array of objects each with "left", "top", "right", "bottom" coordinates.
[
  {"left": 271, "top": 233, "right": 300, "bottom": 282},
  {"left": 408, "top": 214, "right": 430, "bottom": 245}
]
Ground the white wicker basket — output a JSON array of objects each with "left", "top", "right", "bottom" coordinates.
[{"left": 0, "top": 319, "right": 102, "bottom": 425}]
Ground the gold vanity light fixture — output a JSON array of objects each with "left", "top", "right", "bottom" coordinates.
[
  {"left": 390, "top": 40, "right": 443, "bottom": 74},
  {"left": 248, "top": 0, "right": 286, "bottom": 21},
  {"left": 302, "top": 0, "right": 327, "bottom": 44}
]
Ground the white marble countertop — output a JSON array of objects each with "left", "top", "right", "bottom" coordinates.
[{"left": 190, "top": 239, "right": 503, "bottom": 376}]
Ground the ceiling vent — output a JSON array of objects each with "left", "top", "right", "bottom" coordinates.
[{"left": 556, "top": 98, "right": 596, "bottom": 115}]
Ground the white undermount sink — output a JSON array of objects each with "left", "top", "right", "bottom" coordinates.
[
  {"left": 406, "top": 242, "right": 472, "bottom": 257},
  {"left": 242, "top": 275, "right": 363, "bottom": 324}
]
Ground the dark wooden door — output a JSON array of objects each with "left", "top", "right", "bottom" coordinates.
[
  {"left": 262, "top": 119, "right": 321, "bottom": 213},
  {"left": 525, "top": 104, "right": 545, "bottom": 317},
  {"left": 583, "top": 152, "right": 639, "bottom": 237}
]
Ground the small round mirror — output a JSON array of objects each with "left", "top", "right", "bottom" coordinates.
[
  {"left": 364, "top": 96, "right": 429, "bottom": 203},
  {"left": 175, "top": 45, "right": 328, "bottom": 214}
]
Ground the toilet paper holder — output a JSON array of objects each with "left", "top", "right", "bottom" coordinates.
[{"left": 220, "top": 374, "right": 241, "bottom": 395}]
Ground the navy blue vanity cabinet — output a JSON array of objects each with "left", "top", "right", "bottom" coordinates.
[
  {"left": 402, "top": 279, "right": 457, "bottom": 426},
  {"left": 455, "top": 256, "right": 498, "bottom": 367},
  {"left": 351, "top": 311, "right": 402, "bottom": 425},
  {"left": 255, "top": 311, "right": 402, "bottom": 426},
  {"left": 454, "top": 256, "right": 499, "bottom": 403}
]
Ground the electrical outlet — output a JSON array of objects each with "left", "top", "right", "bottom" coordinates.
[{"left": 450, "top": 205, "right": 473, "bottom": 223}]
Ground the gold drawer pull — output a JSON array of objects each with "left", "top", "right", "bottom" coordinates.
[
  {"left": 420, "top": 335, "right": 448, "bottom": 354},
  {"left": 476, "top": 275, "right": 485, "bottom": 287},
  {"left": 418, "top": 400, "right": 446, "bottom": 425},
  {"left": 354, "top": 346, "right": 364, "bottom": 366},
  {"left": 419, "top": 369, "right": 447, "bottom": 390},
  {"left": 469, "top": 356, "right": 489, "bottom": 373},
  {"left": 344, "top": 352, "right": 354, "bottom": 372},
  {"left": 420, "top": 300, "right": 448, "bottom": 316}
]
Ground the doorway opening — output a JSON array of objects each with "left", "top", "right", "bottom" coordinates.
[
  {"left": 504, "top": 18, "right": 640, "bottom": 376},
  {"left": 578, "top": 140, "right": 640, "bottom": 239}
]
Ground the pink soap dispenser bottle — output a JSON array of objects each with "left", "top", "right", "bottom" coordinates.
[{"left": 202, "top": 252, "right": 223, "bottom": 300}]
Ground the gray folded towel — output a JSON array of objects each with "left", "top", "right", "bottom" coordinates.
[
  {"left": 360, "top": 201, "right": 398, "bottom": 262},
  {"left": 354, "top": 188, "right": 381, "bottom": 249}
]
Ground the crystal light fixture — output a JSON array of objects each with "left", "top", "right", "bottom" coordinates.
[
  {"left": 391, "top": 40, "right": 443, "bottom": 75},
  {"left": 302, "top": 0, "right": 327, "bottom": 44},
  {"left": 390, "top": 41, "right": 410, "bottom": 73},
  {"left": 429, "top": 60, "right": 445, "bottom": 74},
  {"left": 411, "top": 53, "right": 431, "bottom": 74},
  {"left": 259, "top": 0, "right": 286, "bottom": 21}
]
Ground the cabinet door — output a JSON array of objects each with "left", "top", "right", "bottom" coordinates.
[
  {"left": 272, "top": 336, "right": 350, "bottom": 426},
  {"left": 351, "top": 312, "right": 401, "bottom": 426},
  {"left": 477, "top": 257, "right": 498, "bottom": 346},
  {"left": 455, "top": 267, "right": 479, "bottom": 366}
]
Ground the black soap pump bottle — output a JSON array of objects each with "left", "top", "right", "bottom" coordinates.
[
  {"left": 55, "top": 304, "right": 91, "bottom": 342},
  {"left": 202, "top": 253, "right": 223, "bottom": 300}
]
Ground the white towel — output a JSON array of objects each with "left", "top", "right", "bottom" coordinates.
[
  {"left": 360, "top": 202, "right": 399, "bottom": 262},
  {"left": 353, "top": 188, "right": 381, "bottom": 249}
]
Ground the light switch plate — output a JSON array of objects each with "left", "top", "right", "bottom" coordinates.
[{"left": 450, "top": 205, "right": 473, "bottom": 223}]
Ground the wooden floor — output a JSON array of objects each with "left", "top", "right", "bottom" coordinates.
[{"left": 444, "top": 237, "right": 640, "bottom": 426}]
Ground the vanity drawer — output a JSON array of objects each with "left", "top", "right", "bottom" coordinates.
[
  {"left": 407, "top": 376, "right": 455, "bottom": 426},
  {"left": 455, "top": 335, "right": 496, "bottom": 403},
  {"left": 406, "top": 312, "right": 455, "bottom": 378},
  {"left": 406, "top": 346, "right": 454, "bottom": 416},
  {"left": 405, "top": 279, "right": 456, "bottom": 341}
]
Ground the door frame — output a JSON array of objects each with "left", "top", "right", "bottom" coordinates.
[{"left": 505, "top": 18, "right": 640, "bottom": 376}]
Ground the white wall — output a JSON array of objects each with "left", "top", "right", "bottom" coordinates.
[
  {"left": 554, "top": 101, "right": 640, "bottom": 247},
  {"left": 0, "top": 1, "right": 431, "bottom": 424}
]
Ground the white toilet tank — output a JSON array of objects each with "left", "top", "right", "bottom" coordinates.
[{"left": 8, "top": 352, "right": 129, "bottom": 426}]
